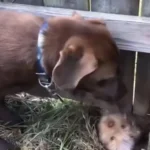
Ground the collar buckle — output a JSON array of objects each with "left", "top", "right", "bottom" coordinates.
[{"left": 38, "top": 78, "right": 64, "bottom": 102}]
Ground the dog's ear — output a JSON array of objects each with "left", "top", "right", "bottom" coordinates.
[
  {"left": 72, "top": 11, "right": 83, "bottom": 20},
  {"left": 89, "top": 62, "right": 117, "bottom": 82},
  {"left": 52, "top": 44, "right": 98, "bottom": 90}
]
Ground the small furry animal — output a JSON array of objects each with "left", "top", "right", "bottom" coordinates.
[{"left": 97, "top": 113, "right": 143, "bottom": 150}]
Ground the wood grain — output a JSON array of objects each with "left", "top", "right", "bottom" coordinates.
[
  {"left": 3, "top": 0, "right": 44, "bottom": 6},
  {"left": 0, "top": 2, "right": 149, "bottom": 53},
  {"left": 134, "top": 53, "right": 150, "bottom": 115},
  {"left": 141, "top": 0, "right": 150, "bottom": 17},
  {"left": 134, "top": 0, "right": 150, "bottom": 116},
  {"left": 91, "top": 0, "right": 139, "bottom": 15},
  {"left": 118, "top": 51, "right": 135, "bottom": 113},
  {"left": 43, "top": 0, "right": 88, "bottom": 10}
]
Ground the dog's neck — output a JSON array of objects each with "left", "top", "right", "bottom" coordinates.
[
  {"left": 35, "top": 17, "right": 75, "bottom": 85},
  {"left": 36, "top": 21, "right": 51, "bottom": 86},
  {"left": 41, "top": 18, "right": 75, "bottom": 76},
  {"left": 36, "top": 21, "right": 49, "bottom": 75}
]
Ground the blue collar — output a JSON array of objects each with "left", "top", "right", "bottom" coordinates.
[
  {"left": 36, "top": 21, "right": 63, "bottom": 101},
  {"left": 36, "top": 21, "right": 51, "bottom": 87}
]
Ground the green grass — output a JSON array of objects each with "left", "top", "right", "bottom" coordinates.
[{"left": 1, "top": 94, "right": 103, "bottom": 150}]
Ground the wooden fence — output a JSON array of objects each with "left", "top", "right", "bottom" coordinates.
[{"left": 1, "top": 0, "right": 150, "bottom": 116}]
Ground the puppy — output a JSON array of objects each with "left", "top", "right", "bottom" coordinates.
[
  {"left": 0, "top": 10, "right": 125, "bottom": 126},
  {"left": 97, "top": 113, "right": 150, "bottom": 150}
]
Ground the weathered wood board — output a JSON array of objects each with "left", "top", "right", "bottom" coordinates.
[
  {"left": 0, "top": 2, "right": 150, "bottom": 53},
  {"left": 141, "top": 0, "right": 150, "bottom": 17},
  {"left": 134, "top": 53, "right": 150, "bottom": 115},
  {"left": 91, "top": 0, "right": 139, "bottom": 15},
  {"left": 134, "top": 0, "right": 150, "bottom": 116},
  {"left": 43, "top": 0, "right": 88, "bottom": 10},
  {"left": 3, "top": 0, "right": 44, "bottom": 5}
]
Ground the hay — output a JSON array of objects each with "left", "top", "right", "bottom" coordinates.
[{"left": 0, "top": 94, "right": 103, "bottom": 150}]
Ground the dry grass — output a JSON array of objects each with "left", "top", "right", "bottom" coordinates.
[{"left": 0, "top": 93, "right": 104, "bottom": 150}]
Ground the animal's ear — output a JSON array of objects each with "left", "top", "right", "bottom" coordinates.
[
  {"left": 52, "top": 45, "right": 98, "bottom": 90},
  {"left": 87, "top": 19, "right": 106, "bottom": 26},
  {"left": 72, "top": 11, "right": 83, "bottom": 20},
  {"left": 88, "top": 62, "right": 118, "bottom": 82}
]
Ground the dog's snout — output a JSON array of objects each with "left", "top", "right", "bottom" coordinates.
[{"left": 52, "top": 66, "right": 77, "bottom": 90}]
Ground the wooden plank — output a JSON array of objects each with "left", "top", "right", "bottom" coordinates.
[
  {"left": 3, "top": 0, "right": 44, "bottom": 6},
  {"left": 134, "top": 0, "right": 150, "bottom": 116},
  {"left": 134, "top": 53, "right": 150, "bottom": 115},
  {"left": 0, "top": 3, "right": 149, "bottom": 53},
  {"left": 91, "top": 0, "right": 137, "bottom": 113},
  {"left": 118, "top": 51, "right": 135, "bottom": 113},
  {"left": 43, "top": 0, "right": 88, "bottom": 10},
  {"left": 91, "top": 0, "right": 139, "bottom": 15},
  {"left": 141, "top": 0, "right": 150, "bottom": 17},
  {"left": 148, "top": 132, "right": 150, "bottom": 150}
]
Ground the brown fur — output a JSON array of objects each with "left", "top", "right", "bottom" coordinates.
[
  {"left": 0, "top": 10, "right": 126, "bottom": 150},
  {"left": 0, "top": 10, "right": 126, "bottom": 122},
  {"left": 0, "top": 11, "right": 42, "bottom": 95},
  {"left": 0, "top": 11, "right": 118, "bottom": 91}
]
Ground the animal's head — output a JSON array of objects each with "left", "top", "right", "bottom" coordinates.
[
  {"left": 98, "top": 113, "right": 140, "bottom": 150},
  {"left": 50, "top": 12, "right": 126, "bottom": 108}
]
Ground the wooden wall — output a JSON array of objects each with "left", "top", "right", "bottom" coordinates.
[
  {"left": 134, "top": 0, "right": 150, "bottom": 116},
  {"left": 2, "top": 0, "right": 150, "bottom": 116}
]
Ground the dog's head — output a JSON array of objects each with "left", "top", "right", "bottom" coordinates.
[{"left": 51, "top": 12, "right": 126, "bottom": 107}]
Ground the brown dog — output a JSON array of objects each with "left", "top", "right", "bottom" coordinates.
[{"left": 0, "top": 10, "right": 126, "bottom": 125}]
